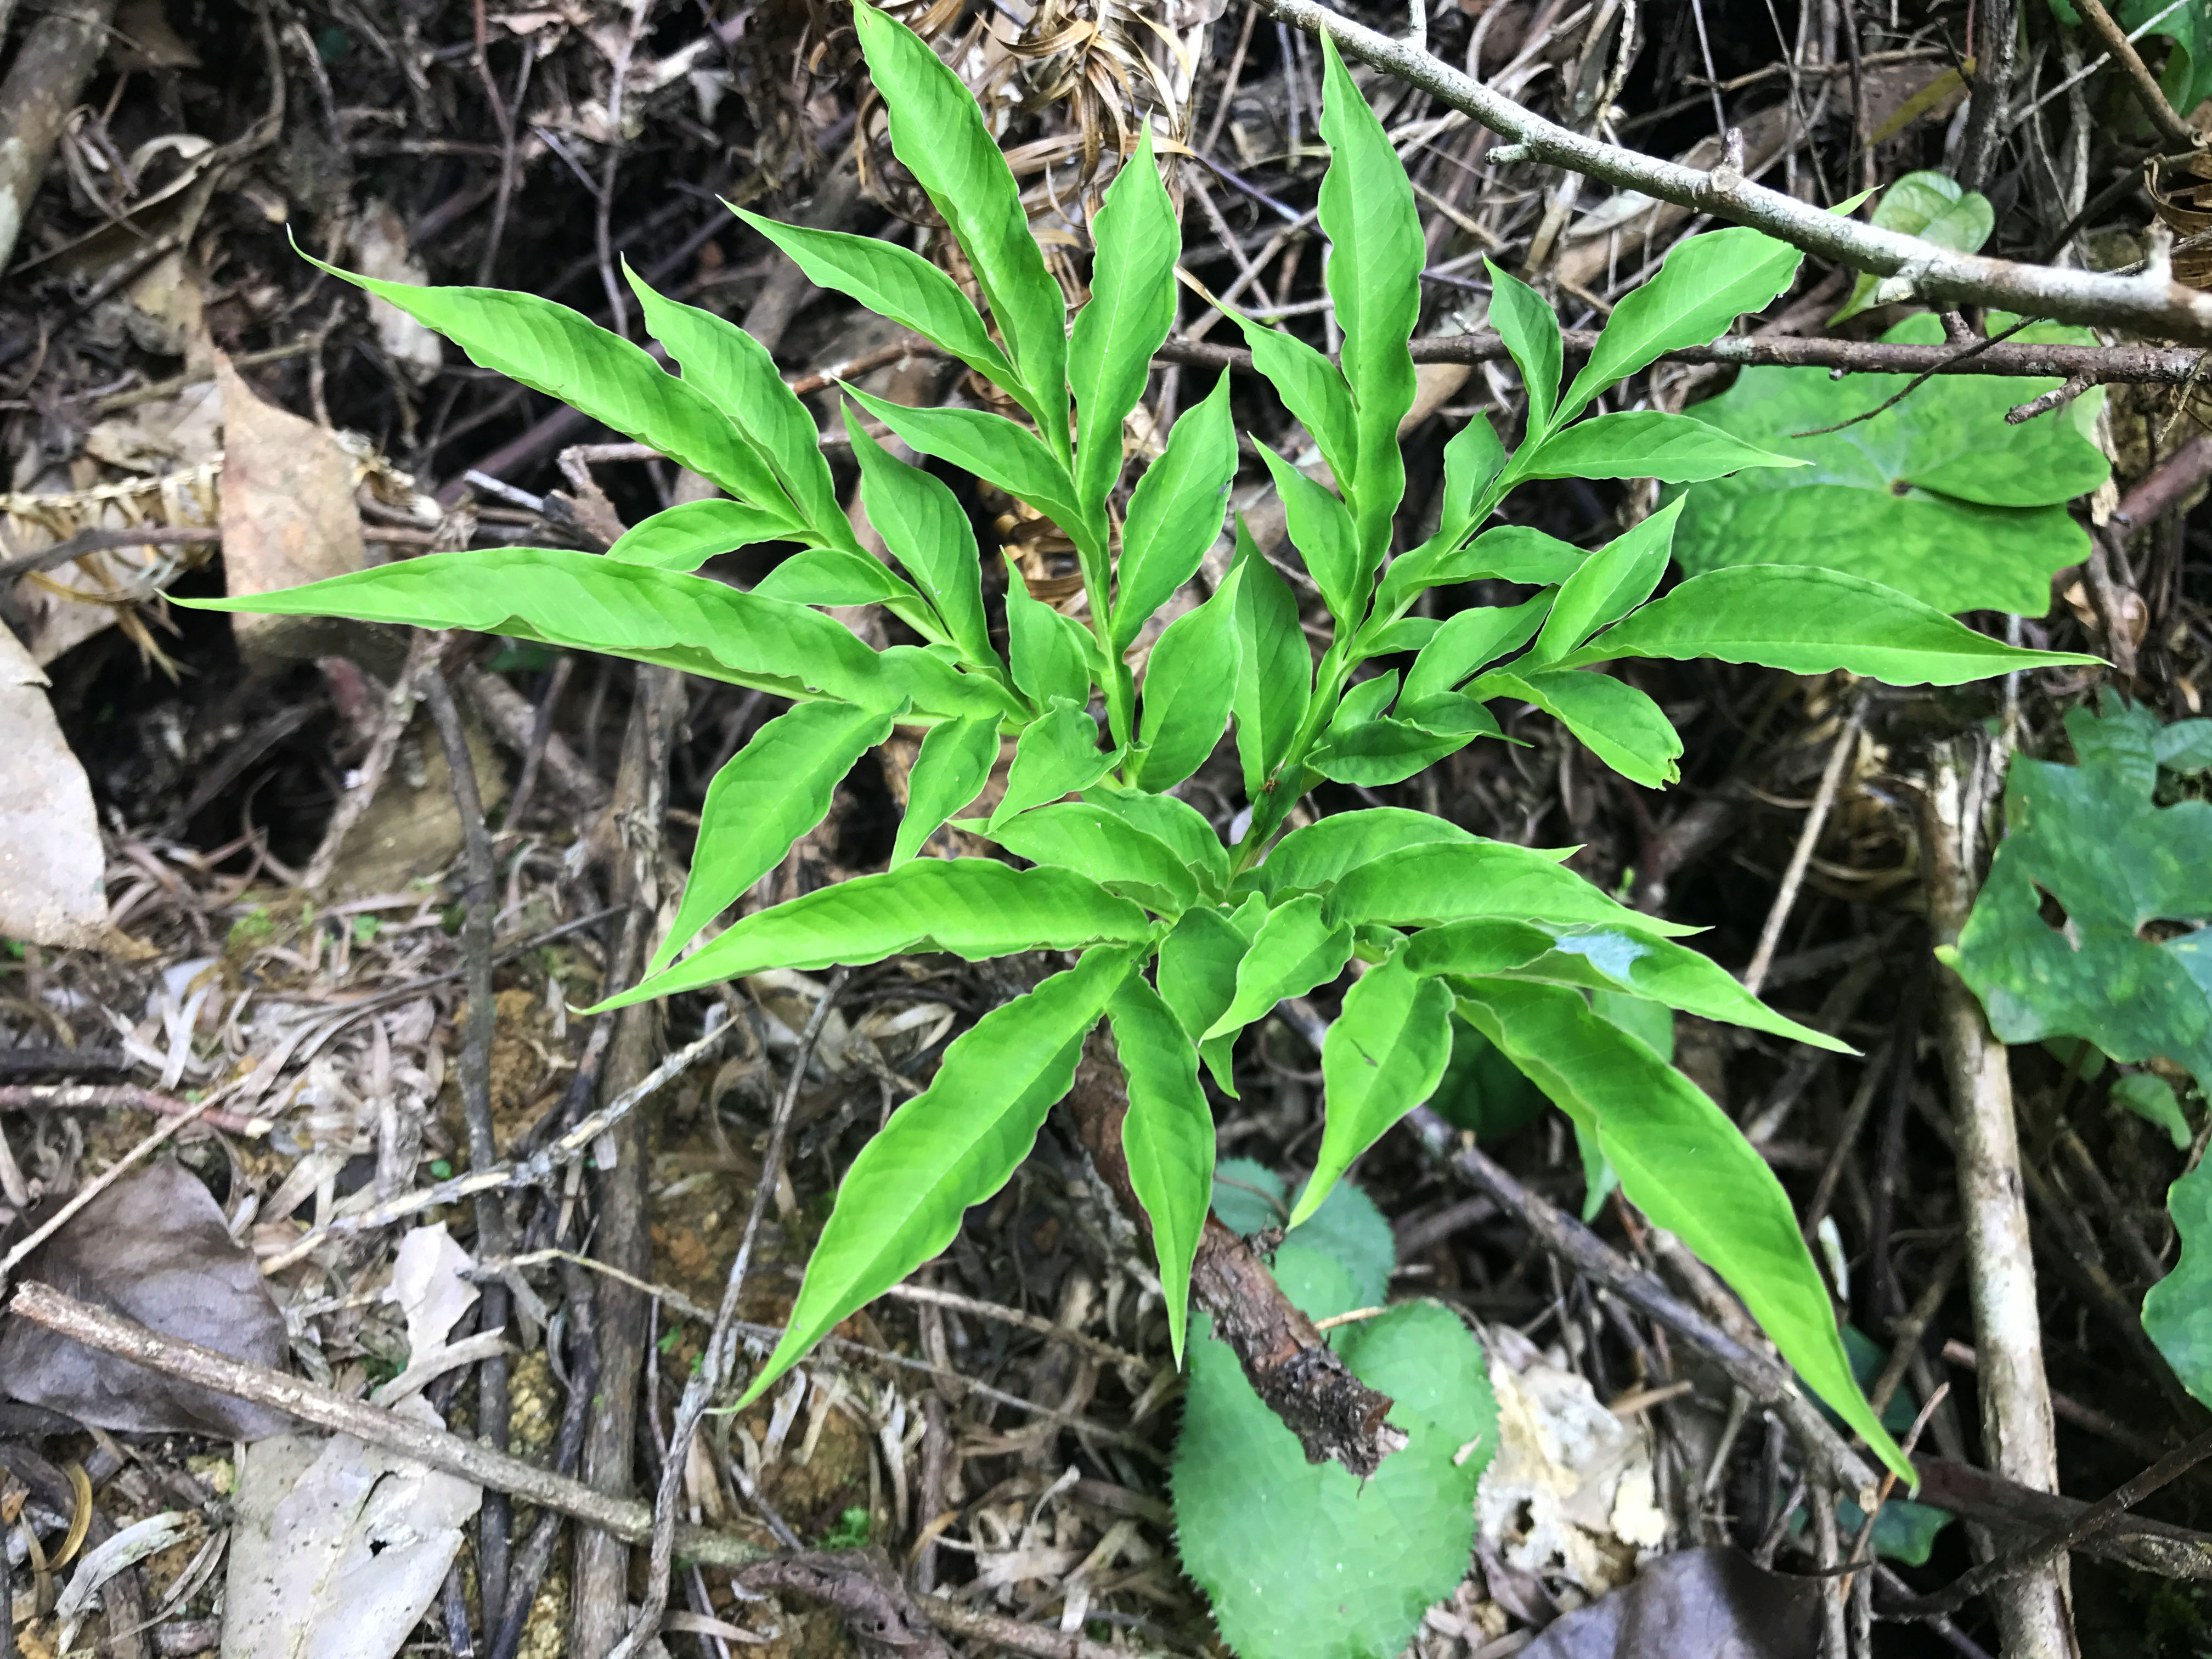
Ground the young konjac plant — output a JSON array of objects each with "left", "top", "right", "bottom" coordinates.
[{"left": 192, "top": 2, "right": 2093, "bottom": 1482}]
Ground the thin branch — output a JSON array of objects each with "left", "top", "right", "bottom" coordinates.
[
  {"left": 1257, "top": 0, "right": 2212, "bottom": 343},
  {"left": 2069, "top": 0, "right": 2201, "bottom": 153}
]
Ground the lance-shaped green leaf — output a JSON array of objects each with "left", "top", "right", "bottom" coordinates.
[
  {"left": 1005, "top": 562, "right": 1092, "bottom": 709},
  {"left": 1559, "top": 227, "right": 1803, "bottom": 422},
  {"left": 1477, "top": 668, "right": 1683, "bottom": 788},
  {"left": 1245, "top": 808, "right": 1479, "bottom": 900},
  {"left": 627, "top": 266, "right": 850, "bottom": 541},
  {"left": 1434, "top": 414, "right": 1508, "bottom": 547},
  {"left": 1114, "top": 373, "right": 1235, "bottom": 647},
  {"left": 850, "top": 0, "right": 1066, "bottom": 431},
  {"left": 1530, "top": 500, "right": 1681, "bottom": 666},
  {"left": 652, "top": 702, "right": 899, "bottom": 972},
  {"left": 301, "top": 252, "right": 782, "bottom": 507},
  {"left": 881, "top": 645, "right": 1023, "bottom": 721},
  {"left": 1407, "top": 918, "right": 1850, "bottom": 1051},
  {"left": 1485, "top": 259, "right": 1563, "bottom": 436},
  {"left": 1203, "top": 895, "right": 1354, "bottom": 1040},
  {"left": 1162, "top": 896, "right": 1265, "bottom": 1092},
  {"left": 1312, "top": 719, "right": 1479, "bottom": 787},
  {"left": 845, "top": 386, "right": 1084, "bottom": 530},
  {"left": 608, "top": 500, "right": 803, "bottom": 571},
  {"left": 847, "top": 414, "right": 997, "bottom": 670},
  {"left": 1525, "top": 411, "right": 1806, "bottom": 484},
  {"left": 1376, "top": 524, "right": 1588, "bottom": 617},
  {"left": 737, "top": 944, "right": 1135, "bottom": 1407},
  {"left": 180, "top": 547, "right": 895, "bottom": 706},
  {"left": 1229, "top": 516, "right": 1312, "bottom": 799},
  {"left": 1071, "top": 127, "right": 1180, "bottom": 513},
  {"left": 1131, "top": 568, "right": 1242, "bottom": 792},
  {"left": 891, "top": 716, "right": 1001, "bottom": 866},
  {"left": 1317, "top": 31, "right": 1421, "bottom": 570},
  {"left": 980, "top": 802, "right": 1199, "bottom": 915},
  {"left": 1109, "top": 974, "right": 1215, "bottom": 1363},
  {"left": 1453, "top": 978, "right": 1909, "bottom": 1483},
  {"left": 1326, "top": 840, "right": 1702, "bottom": 936},
  {"left": 1234, "top": 321, "right": 1357, "bottom": 488},
  {"left": 1085, "top": 783, "right": 1231, "bottom": 896},
  {"left": 1555, "top": 566, "right": 2102, "bottom": 682},
  {"left": 1395, "top": 693, "right": 1502, "bottom": 739},
  {"left": 1293, "top": 953, "right": 1453, "bottom": 1227},
  {"left": 754, "top": 546, "right": 934, "bottom": 633},
  {"left": 1400, "top": 595, "right": 1549, "bottom": 701},
  {"left": 990, "top": 699, "right": 1118, "bottom": 829},
  {"left": 731, "top": 210, "right": 1019, "bottom": 390},
  {"left": 1259, "top": 447, "right": 1361, "bottom": 623},
  {"left": 599, "top": 860, "right": 1150, "bottom": 1007}
]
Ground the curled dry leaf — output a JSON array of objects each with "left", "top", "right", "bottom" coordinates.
[{"left": 0, "top": 1160, "right": 292, "bottom": 1437}]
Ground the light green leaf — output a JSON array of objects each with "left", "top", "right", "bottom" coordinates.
[
  {"left": 847, "top": 413, "right": 997, "bottom": 669},
  {"left": 180, "top": 547, "right": 895, "bottom": 706},
  {"left": 1454, "top": 977, "right": 1909, "bottom": 1483},
  {"left": 1325, "top": 840, "right": 1701, "bottom": 936},
  {"left": 1317, "top": 31, "right": 1421, "bottom": 571},
  {"left": 1394, "top": 693, "right": 1503, "bottom": 739},
  {"left": 652, "top": 701, "right": 898, "bottom": 972},
  {"left": 1133, "top": 568, "right": 1243, "bottom": 792},
  {"left": 1071, "top": 127, "right": 1180, "bottom": 513},
  {"left": 981, "top": 802, "right": 1199, "bottom": 914},
  {"left": 1234, "top": 321, "right": 1357, "bottom": 488},
  {"left": 891, "top": 716, "right": 1001, "bottom": 866},
  {"left": 844, "top": 386, "right": 1083, "bottom": 529},
  {"left": 850, "top": 0, "right": 1066, "bottom": 431},
  {"left": 1377, "top": 524, "right": 1587, "bottom": 617},
  {"left": 1361, "top": 617, "right": 1440, "bottom": 656},
  {"left": 1114, "top": 373, "right": 1236, "bottom": 647},
  {"left": 1561, "top": 227, "right": 1803, "bottom": 420},
  {"left": 1407, "top": 918, "right": 1849, "bottom": 1050},
  {"left": 881, "top": 645, "right": 1023, "bottom": 721},
  {"left": 1831, "top": 172, "right": 1992, "bottom": 326},
  {"left": 1245, "top": 808, "right": 1478, "bottom": 900},
  {"left": 1556, "top": 566, "right": 2100, "bottom": 681},
  {"left": 2115, "top": 1073, "right": 2192, "bottom": 1152},
  {"left": 1401, "top": 595, "right": 1549, "bottom": 702},
  {"left": 1259, "top": 447, "right": 1362, "bottom": 624},
  {"left": 1004, "top": 561, "right": 1092, "bottom": 709},
  {"left": 1530, "top": 500, "right": 1680, "bottom": 665},
  {"left": 1434, "top": 414, "right": 1507, "bottom": 547},
  {"left": 1203, "top": 895, "right": 1354, "bottom": 1040},
  {"left": 1293, "top": 953, "right": 1453, "bottom": 1226},
  {"left": 1485, "top": 259, "right": 1563, "bottom": 435},
  {"left": 753, "top": 545, "right": 929, "bottom": 616},
  {"left": 1209, "top": 1159, "right": 1395, "bottom": 1308},
  {"left": 626, "top": 266, "right": 850, "bottom": 540},
  {"left": 990, "top": 699, "right": 1118, "bottom": 829},
  {"left": 304, "top": 255, "right": 782, "bottom": 505},
  {"left": 597, "top": 859, "right": 1150, "bottom": 1008},
  {"left": 1110, "top": 974, "right": 1215, "bottom": 1363},
  {"left": 1159, "top": 902, "right": 1253, "bottom": 1065},
  {"left": 1327, "top": 670, "right": 1400, "bottom": 735},
  {"left": 1476, "top": 668, "right": 1683, "bottom": 788},
  {"left": 1312, "top": 718, "right": 1480, "bottom": 787},
  {"left": 1085, "top": 783, "right": 1231, "bottom": 896},
  {"left": 607, "top": 500, "right": 802, "bottom": 571},
  {"left": 1229, "top": 516, "right": 1312, "bottom": 800},
  {"left": 1525, "top": 411, "right": 1805, "bottom": 484},
  {"left": 737, "top": 943, "right": 1133, "bottom": 1407},
  {"left": 730, "top": 210, "right": 1018, "bottom": 390}
]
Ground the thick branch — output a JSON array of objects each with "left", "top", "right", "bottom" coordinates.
[
  {"left": 1260, "top": 0, "right": 2212, "bottom": 343},
  {"left": 1066, "top": 1033, "right": 1407, "bottom": 1479}
]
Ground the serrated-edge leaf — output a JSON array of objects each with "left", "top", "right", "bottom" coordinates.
[
  {"left": 651, "top": 701, "right": 898, "bottom": 970},
  {"left": 737, "top": 944, "right": 1135, "bottom": 1407},
  {"left": 1293, "top": 954, "right": 1453, "bottom": 1226},
  {"left": 1110, "top": 975, "right": 1214, "bottom": 1363},
  {"left": 892, "top": 716, "right": 1002, "bottom": 866},
  {"left": 595, "top": 859, "right": 1151, "bottom": 1007}
]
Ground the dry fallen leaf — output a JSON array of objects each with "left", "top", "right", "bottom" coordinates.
[
  {"left": 0, "top": 1160, "right": 292, "bottom": 1437},
  {"left": 1519, "top": 1547, "right": 1820, "bottom": 1659},
  {"left": 350, "top": 204, "right": 444, "bottom": 386}
]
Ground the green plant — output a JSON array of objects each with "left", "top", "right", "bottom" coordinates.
[
  {"left": 2049, "top": 0, "right": 2212, "bottom": 119},
  {"left": 1829, "top": 171, "right": 1993, "bottom": 326},
  {"left": 1174, "top": 1162, "right": 1493, "bottom": 1659},
  {"left": 185, "top": 1, "right": 2097, "bottom": 1482},
  {"left": 1671, "top": 312, "right": 2111, "bottom": 615}
]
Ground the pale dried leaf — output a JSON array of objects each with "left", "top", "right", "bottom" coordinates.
[
  {"left": 349, "top": 205, "right": 443, "bottom": 386},
  {"left": 380, "top": 1224, "right": 479, "bottom": 1364},
  {"left": 0, "top": 630, "right": 133, "bottom": 952}
]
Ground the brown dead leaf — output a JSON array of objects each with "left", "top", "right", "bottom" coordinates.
[
  {"left": 0, "top": 1161, "right": 293, "bottom": 1438},
  {"left": 1519, "top": 1547, "right": 1819, "bottom": 1658},
  {"left": 215, "top": 356, "right": 377, "bottom": 669}
]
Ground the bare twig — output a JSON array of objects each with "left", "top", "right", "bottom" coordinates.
[
  {"left": 1256, "top": 0, "right": 2212, "bottom": 342},
  {"left": 0, "top": 1085, "right": 267, "bottom": 1137},
  {"left": 2069, "top": 0, "right": 2201, "bottom": 152},
  {"left": 1744, "top": 697, "right": 1866, "bottom": 996}
]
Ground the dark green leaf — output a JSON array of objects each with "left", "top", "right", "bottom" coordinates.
[
  {"left": 1070, "top": 127, "right": 1180, "bottom": 513},
  {"left": 736, "top": 944, "right": 1133, "bottom": 1406},
  {"left": 1476, "top": 668, "right": 1683, "bottom": 788},
  {"left": 1294, "top": 953, "right": 1453, "bottom": 1225},
  {"left": 1114, "top": 374, "right": 1236, "bottom": 647},
  {"left": 2146, "top": 1156, "right": 2212, "bottom": 1408},
  {"left": 990, "top": 698, "right": 1118, "bottom": 829},
  {"left": 891, "top": 716, "right": 1001, "bottom": 866},
  {"left": 598, "top": 859, "right": 1150, "bottom": 1008},
  {"left": 1454, "top": 977, "right": 1909, "bottom": 1483},
  {"left": 1203, "top": 894, "right": 1354, "bottom": 1040},
  {"left": 1556, "top": 566, "right": 2100, "bottom": 681},
  {"left": 1229, "top": 516, "right": 1313, "bottom": 800},
  {"left": 1524, "top": 411, "right": 1805, "bottom": 484},
  {"left": 2114, "top": 1073, "right": 2192, "bottom": 1151},
  {"left": 846, "top": 412, "right": 997, "bottom": 669},
  {"left": 1110, "top": 975, "right": 1214, "bottom": 1362},
  {"left": 982, "top": 802, "right": 1199, "bottom": 913},
  {"left": 608, "top": 500, "right": 802, "bottom": 571},
  {"left": 1529, "top": 500, "right": 1680, "bottom": 665},
  {"left": 653, "top": 701, "right": 898, "bottom": 971},
  {"left": 1484, "top": 258, "right": 1563, "bottom": 435}
]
